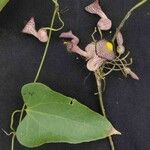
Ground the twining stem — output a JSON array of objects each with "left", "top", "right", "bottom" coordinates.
[
  {"left": 18, "top": 0, "right": 61, "bottom": 126},
  {"left": 10, "top": 2, "right": 63, "bottom": 150},
  {"left": 112, "top": 0, "right": 148, "bottom": 43},
  {"left": 34, "top": 7, "right": 58, "bottom": 82},
  {"left": 17, "top": 4, "right": 59, "bottom": 130},
  {"left": 94, "top": 70, "right": 115, "bottom": 150}
]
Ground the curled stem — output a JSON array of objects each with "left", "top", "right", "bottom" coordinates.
[
  {"left": 42, "top": 12, "right": 64, "bottom": 32},
  {"left": 10, "top": 110, "right": 21, "bottom": 131},
  {"left": 112, "top": 0, "right": 148, "bottom": 43},
  {"left": 34, "top": 7, "right": 59, "bottom": 82},
  {"left": 94, "top": 70, "right": 115, "bottom": 150}
]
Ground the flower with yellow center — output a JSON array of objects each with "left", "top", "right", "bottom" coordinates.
[{"left": 106, "top": 42, "right": 113, "bottom": 53}]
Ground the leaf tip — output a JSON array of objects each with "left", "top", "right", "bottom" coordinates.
[{"left": 109, "top": 127, "right": 121, "bottom": 136}]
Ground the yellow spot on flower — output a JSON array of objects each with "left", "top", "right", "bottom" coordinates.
[{"left": 106, "top": 42, "right": 113, "bottom": 52}]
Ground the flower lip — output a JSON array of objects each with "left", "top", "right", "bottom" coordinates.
[{"left": 97, "top": 18, "right": 112, "bottom": 30}]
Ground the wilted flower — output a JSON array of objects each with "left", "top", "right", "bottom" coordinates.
[{"left": 22, "top": 17, "right": 48, "bottom": 42}]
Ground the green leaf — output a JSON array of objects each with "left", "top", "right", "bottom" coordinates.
[
  {"left": 0, "top": 0, "right": 9, "bottom": 11},
  {"left": 16, "top": 83, "right": 120, "bottom": 148}
]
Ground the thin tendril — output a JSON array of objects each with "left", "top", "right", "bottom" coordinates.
[
  {"left": 104, "top": 65, "right": 116, "bottom": 76},
  {"left": 10, "top": 110, "right": 21, "bottom": 131},
  {"left": 119, "top": 51, "right": 130, "bottom": 61},
  {"left": 91, "top": 27, "right": 97, "bottom": 42},
  {"left": 104, "top": 66, "right": 121, "bottom": 71},
  {"left": 42, "top": 12, "right": 64, "bottom": 32},
  {"left": 112, "top": 0, "right": 148, "bottom": 43},
  {"left": 98, "top": 27, "right": 103, "bottom": 39},
  {"left": 34, "top": 7, "right": 63, "bottom": 82}
]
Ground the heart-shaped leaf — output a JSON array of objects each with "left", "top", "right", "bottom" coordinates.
[
  {"left": 0, "top": 0, "right": 9, "bottom": 11},
  {"left": 16, "top": 83, "right": 120, "bottom": 148}
]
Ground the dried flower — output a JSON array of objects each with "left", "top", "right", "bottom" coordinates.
[
  {"left": 124, "top": 67, "right": 139, "bottom": 80},
  {"left": 85, "top": 0, "right": 112, "bottom": 30},
  {"left": 60, "top": 31, "right": 115, "bottom": 71},
  {"left": 22, "top": 17, "right": 48, "bottom": 43}
]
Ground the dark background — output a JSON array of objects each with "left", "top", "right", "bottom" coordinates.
[{"left": 0, "top": 0, "right": 150, "bottom": 150}]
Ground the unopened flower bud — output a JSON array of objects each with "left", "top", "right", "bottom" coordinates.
[
  {"left": 124, "top": 67, "right": 139, "bottom": 80},
  {"left": 117, "top": 45, "right": 125, "bottom": 55}
]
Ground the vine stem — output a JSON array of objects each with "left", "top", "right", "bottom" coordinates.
[
  {"left": 10, "top": 3, "right": 60, "bottom": 150},
  {"left": 112, "top": 0, "right": 148, "bottom": 43},
  {"left": 19, "top": 0, "right": 59, "bottom": 125},
  {"left": 34, "top": 7, "right": 58, "bottom": 83},
  {"left": 94, "top": 70, "right": 115, "bottom": 150},
  {"left": 11, "top": 133, "right": 15, "bottom": 150},
  {"left": 17, "top": 4, "right": 58, "bottom": 128}
]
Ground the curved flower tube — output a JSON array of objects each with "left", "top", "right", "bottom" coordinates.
[
  {"left": 60, "top": 31, "right": 115, "bottom": 71},
  {"left": 85, "top": 0, "right": 112, "bottom": 30},
  {"left": 22, "top": 17, "right": 48, "bottom": 42}
]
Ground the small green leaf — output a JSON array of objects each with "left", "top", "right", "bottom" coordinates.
[
  {"left": 0, "top": 0, "right": 9, "bottom": 11},
  {"left": 16, "top": 83, "right": 120, "bottom": 148}
]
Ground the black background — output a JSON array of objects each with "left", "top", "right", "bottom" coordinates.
[{"left": 0, "top": 0, "right": 150, "bottom": 150}]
